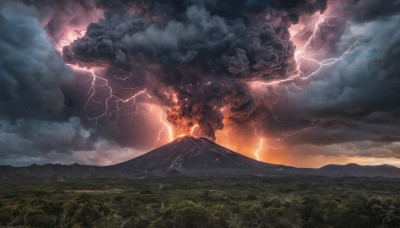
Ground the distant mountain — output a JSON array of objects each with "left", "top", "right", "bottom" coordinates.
[
  {"left": 317, "top": 163, "right": 400, "bottom": 178},
  {"left": 1, "top": 137, "right": 400, "bottom": 180},
  {"left": 110, "top": 136, "right": 293, "bottom": 175},
  {"left": 0, "top": 163, "right": 124, "bottom": 180}
]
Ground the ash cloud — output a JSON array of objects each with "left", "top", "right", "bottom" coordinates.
[
  {"left": 62, "top": 0, "right": 327, "bottom": 140},
  {"left": 63, "top": 4, "right": 298, "bottom": 79}
]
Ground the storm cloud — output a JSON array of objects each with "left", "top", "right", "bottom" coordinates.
[
  {"left": 0, "top": 0, "right": 399, "bottom": 166},
  {"left": 0, "top": 2, "right": 72, "bottom": 119},
  {"left": 288, "top": 11, "right": 400, "bottom": 146},
  {"left": 0, "top": 2, "right": 97, "bottom": 165}
]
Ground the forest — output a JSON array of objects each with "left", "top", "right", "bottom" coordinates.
[{"left": 1, "top": 175, "right": 400, "bottom": 228}]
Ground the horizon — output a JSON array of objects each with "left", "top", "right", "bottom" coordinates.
[
  {"left": 4, "top": 136, "right": 400, "bottom": 169},
  {"left": 1, "top": 0, "right": 400, "bottom": 169}
]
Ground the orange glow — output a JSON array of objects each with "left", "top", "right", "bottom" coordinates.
[
  {"left": 172, "top": 93, "right": 178, "bottom": 103},
  {"left": 214, "top": 125, "right": 400, "bottom": 168},
  {"left": 215, "top": 126, "right": 263, "bottom": 160}
]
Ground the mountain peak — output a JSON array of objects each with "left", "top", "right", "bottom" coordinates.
[
  {"left": 111, "top": 136, "right": 283, "bottom": 175},
  {"left": 169, "top": 136, "right": 219, "bottom": 147}
]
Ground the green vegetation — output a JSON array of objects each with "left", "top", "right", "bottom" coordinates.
[{"left": 1, "top": 175, "right": 400, "bottom": 227}]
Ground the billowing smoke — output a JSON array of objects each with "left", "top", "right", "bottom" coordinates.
[
  {"left": 61, "top": 0, "right": 327, "bottom": 140},
  {"left": 1, "top": 0, "right": 400, "bottom": 166}
]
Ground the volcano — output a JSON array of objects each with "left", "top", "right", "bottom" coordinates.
[
  {"left": 2, "top": 137, "right": 400, "bottom": 180},
  {"left": 111, "top": 136, "right": 293, "bottom": 176}
]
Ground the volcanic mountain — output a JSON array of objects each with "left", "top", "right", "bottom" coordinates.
[
  {"left": 2, "top": 137, "right": 400, "bottom": 180},
  {"left": 111, "top": 136, "right": 294, "bottom": 175}
]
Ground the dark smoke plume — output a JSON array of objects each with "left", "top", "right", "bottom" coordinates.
[{"left": 62, "top": 0, "right": 327, "bottom": 140}]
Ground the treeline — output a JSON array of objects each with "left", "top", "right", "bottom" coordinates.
[{"left": 1, "top": 191, "right": 400, "bottom": 227}]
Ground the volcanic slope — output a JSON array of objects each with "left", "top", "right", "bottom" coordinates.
[{"left": 111, "top": 136, "right": 293, "bottom": 175}]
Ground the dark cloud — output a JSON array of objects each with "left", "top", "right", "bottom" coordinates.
[
  {"left": 0, "top": 118, "right": 93, "bottom": 156},
  {"left": 349, "top": 0, "right": 400, "bottom": 22},
  {"left": 96, "top": 0, "right": 327, "bottom": 19},
  {"left": 0, "top": 2, "right": 101, "bottom": 165},
  {"left": 63, "top": 13, "right": 148, "bottom": 70},
  {"left": 0, "top": 117, "right": 144, "bottom": 166},
  {"left": 286, "top": 11, "right": 400, "bottom": 146},
  {"left": 0, "top": 2, "right": 72, "bottom": 119},
  {"left": 63, "top": 5, "right": 297, "bottom": 79}
]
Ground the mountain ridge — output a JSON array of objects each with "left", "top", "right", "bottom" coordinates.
[{"left": 1, "top": 137, "right": 400, "bottom": 180}]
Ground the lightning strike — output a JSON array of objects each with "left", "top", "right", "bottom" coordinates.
[
  {"left": 190, "top": 124, "right": 199, "bottom": 136},
  {"left": 153, "top": 114, "right": 166, "bottom": 148},
  {"left": 159, "top": 112, "right": 174, "bottom": 143},
  {"left": 251, "top": 122, "right": 264, "bottom": 161},
  {"left": 258, "top": 14, "right": 359, "bottom": 87},
  {"left": 254, "top": 138, "right": 264, "bottom": 161},
  {"left": 243, "top": 13, "right": 360, "bottom": 158},
  {"left": 66, "top": 64, "right": 150, "bottom": 124}
]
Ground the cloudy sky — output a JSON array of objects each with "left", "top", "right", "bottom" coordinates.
[{"left": 0, "top": 0, "right": 399, "bottom": 168}]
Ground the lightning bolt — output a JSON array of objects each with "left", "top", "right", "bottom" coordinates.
[
  {"left": 54, "top": 25, "right": 174, "bottom": 150},
  {"left": 152, "top": 113, "right": 167, "bottom": 148},
  {"left": 251, "top": 121, "right": 297, "bottom": 161},
  {"left": 68, "top": 64, "right": 150, "bottom": 124},
  {"left": 245, "top": 14, "right": 359, "bottom": 160},
  {"left": 190, "top": 124, "right": 199, "bottom": 136},
  {"left": 159, "top": 112, "right": 174, "bottom": 143},
  {"left": 251, "top": 122, "right": 263, "bottom": 161},
  {"left": 154, "top": 124, "right": 165, "bottom": 147},
  {"left": 255, "top": 138, "right": 264, "bottom": 161},
  {"left": 259, "top": 14, "right": 359, "bottom": 87}
]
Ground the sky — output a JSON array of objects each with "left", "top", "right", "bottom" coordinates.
[{"left": 0, "top": 0, "right": 399, "bottom": 168}]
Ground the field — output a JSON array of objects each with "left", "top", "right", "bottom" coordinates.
[{"left": 1, "top": 175, "right": 400, "bottom": 227}]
